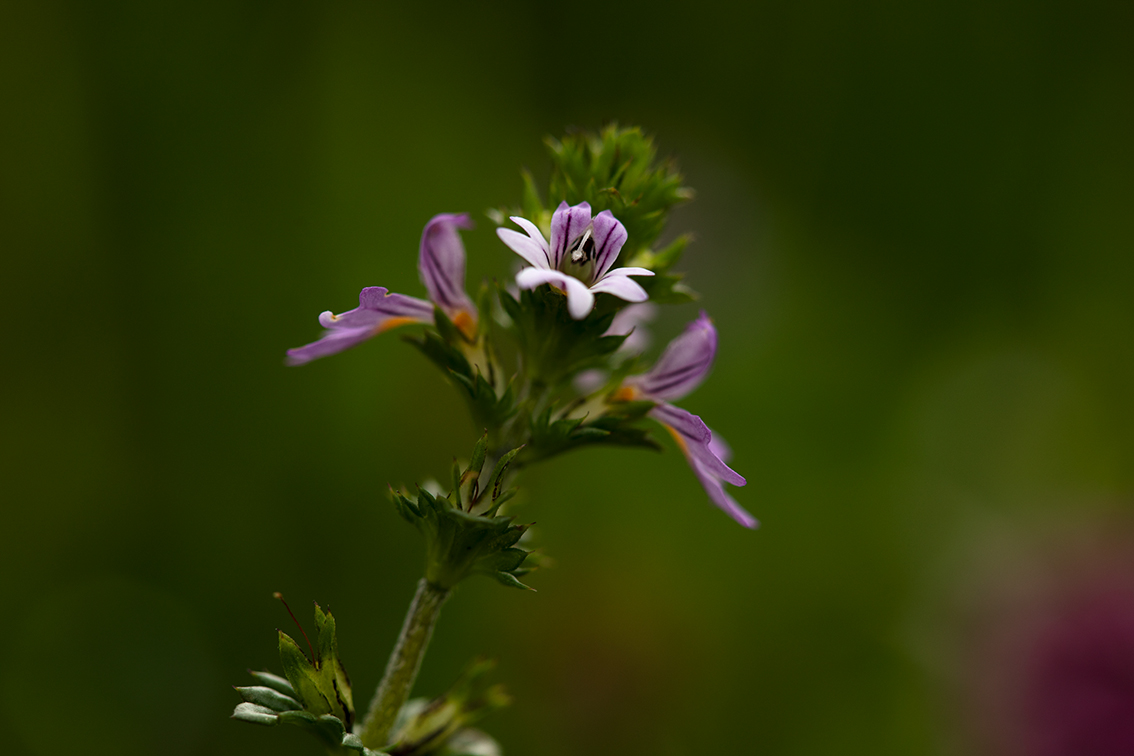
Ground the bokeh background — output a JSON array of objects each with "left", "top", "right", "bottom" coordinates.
[{"left": 3, "top": 2, "right": 1133, "bottom": 755}]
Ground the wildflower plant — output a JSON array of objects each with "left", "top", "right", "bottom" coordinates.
[{"left": 232, "top": 125, "right": 756, "bottom": 755}]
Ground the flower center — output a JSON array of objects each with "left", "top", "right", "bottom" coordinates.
[{"left": 561, "top": 225, "right": 599, "bottom": 284}]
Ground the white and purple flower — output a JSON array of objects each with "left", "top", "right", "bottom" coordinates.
[
  {"left": 496, "top": 201, "right": 655, "bottom": 320},
  {"left": 287, "top": 214, "right": 478, "bottom": 365},
  {"left": 615, "top": 312, "right": 756, "bottom": 528}
]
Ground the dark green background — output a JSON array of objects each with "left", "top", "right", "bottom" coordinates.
[{"left": 3, "top": 2, "right": 1132, "bottom": 755}]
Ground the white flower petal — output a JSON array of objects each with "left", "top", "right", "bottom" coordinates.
[
  {"left": 497, "top": 228, "right": 551, "bottom": 269},
  {"left": 588, "top": 274, "right": 648, "bottom": 302}
]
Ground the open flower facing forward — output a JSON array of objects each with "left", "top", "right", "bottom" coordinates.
[
  {"left": 497, "top": 201, "right": 654, "bottom": 319},
  {"left": 615, "top": 312, "right": 756, "bottom": 528},
  {"left": 287, "top": 214, "right": 477, "bottom": 365}
]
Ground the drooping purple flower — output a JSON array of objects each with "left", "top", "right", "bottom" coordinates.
[
  {"left": 287, "top": 214, "right": 477, "bottom": 365},
  {"left": 616, "top": 312, "right": 756, "bottom": 528},
  {"left": 497, "top": 201, "right": 654, "bottom": 320}
]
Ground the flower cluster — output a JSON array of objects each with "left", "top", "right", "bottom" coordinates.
[{"left": 285, "top": 129, "right": 755, "bottom": 529}]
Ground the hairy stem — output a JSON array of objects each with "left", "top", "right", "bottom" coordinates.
[{"left": 359, "top": 578, "right": 450, "bottom": 749}]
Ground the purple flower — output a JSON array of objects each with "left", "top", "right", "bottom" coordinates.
[
  {"left": 287, "top": 214, "right": 477, "bottom": 365},
  {"left": 496, "top": 201, "right": 654, "bottom": 319},
  {"left": 616, "top": 312, "right": 756, "bottom": 528}
]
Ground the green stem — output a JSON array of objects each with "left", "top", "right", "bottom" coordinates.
[{"left": 359, "top": 578, "right": 450, "bottom": 749}]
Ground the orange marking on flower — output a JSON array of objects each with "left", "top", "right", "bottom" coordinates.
[
  {"left": 375, "top": 316, "right": 420, "bottom": 334},
  {"left": 452, "top": 310, "right": 477, "bottom": 340},
  {"left": 611, "top": 385, "right": 640, "bottom": 402}
]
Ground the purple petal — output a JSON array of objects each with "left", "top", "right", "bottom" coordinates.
[
  {"left": 515, "top": 267, "right": 595, "bottom": 319},
  {"left": 651, "top": 402, "right": 756, "bottom": 528},
  {"left": 687, "top": 431, "right": 747, "bottom": 487},
  {"left": 651, "top": 403, "right": 745, "bottom": 485},
  {"left": 286, "top": 326, "right": 381, "bottom": 366},
  {"left": 649, "top": 402, "right": 711, "bottom": 445},
  {"left": 590, "top": 210, "right": 628, "bottom": 279},
  {"left": 497, "top": 228, "right": 551, "bottom": 270},
  {"left": 549, "top": 201, "right": 592, "bottom": 269},
  {"left": 691, "top": 461, "right": 759, "bottom": 528},
  {"left": 588, "top": 274, "right": 648, "bottom": 303},
  {"left": 707, "top": 428, "right": 733, "bottom": 464},
  {"left": 419, "top": 213, "right": 476, "bottom": 320},
  {"left": 322, "top": 287, "right": 434, "bottom": 329},
  {"left": 286, "top": 287, "right": 433, "bottom": 365},
  {"left": 631, "top": 311, "right": 717, "bottom": 401}
]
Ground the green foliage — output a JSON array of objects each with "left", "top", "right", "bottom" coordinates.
[
  {"left": 233, "top": 603, "right": 366, "bottom": 752},
  {"left": 391, "top": 443, "right": 535, "bottom": 590},
  {"left": 523, "top": 400, "right": 661, "bottom": 465},
  {"left": 497, "top": 283, "right": 627, "bottom": 387},
  {"left": 386, "top": 658, "right": 510, "bottom": 756},
  {"left": 544, "top": 124, "right": 692, "bottom": 255},
  {"left": 404, "top": 308, "right": 516, "bottom": 430}
]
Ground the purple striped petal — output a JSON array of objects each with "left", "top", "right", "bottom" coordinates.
[
  {"left": 687, "top": 430, "right": 747, "bottom": 487},
  {"left": 649, "top": 402, "right": 711, "bottom": 444},
  {"left": 591, "top": 210, "right": 628, "bottom": 279},
  {"left": 515, "top": 267, "right": 596, "bottom": 319},
  {"left": 631, "top": 311, "right": 717, "bottom": 401},
  {"left": 549, "top": 201, "right": 592, "bottom": 269},
  {"left": 652, "top": 402, "right": 755, "bottom": 528},
  {"left": 286, "top": 287, "right": 433, "bottom": 365},
  {"left": 418, "top": 213, "right": 476, "bottom": 320}
]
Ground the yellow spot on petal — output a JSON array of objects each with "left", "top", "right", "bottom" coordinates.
[
  {"left": 452, "top": 310, "right": 477, "bottom": 341},
  {"left": 611, "top": 385, "right": 640, "bottom": 402},
  {"left": 375, "top": 316, "right": 420, "bottom": 335}
]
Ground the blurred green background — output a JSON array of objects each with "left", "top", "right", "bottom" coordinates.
[{"left": 2, "top": 1, "right": 1132, "bottom": 755}]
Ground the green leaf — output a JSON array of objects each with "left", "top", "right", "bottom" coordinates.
[
  {"left": 487, "top": 446, "right": 524, "bottom": 500},
  {"left": 235, "top": 685, "right": 302, "bottom": 712},
  {"left": 248, "top": 670, "right": 297, "bottom": 698},
  {"left": 232, "top": 702, "right": 278, "bottom": 726}
]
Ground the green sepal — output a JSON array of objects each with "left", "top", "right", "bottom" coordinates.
[
  {"left": 405, "top": 331, "right": 516, "bottom": 430},
  {"left": 496, "top": 283, "right": 629, "bottom": 386},
  {"left": 640, "top": 271, "right": 698, "bottom": 304},
  {"left": 314, "top": 603, "right": 355, "bottom": 724},
  {"left": 545, "top": 124, "right": 692, "bottom": 256},
  {"left": 391, "top": 479, "right": 535, "bottom": 590},
  {"left": 627, "top": 233, "right": 691, "bottom": 273},
  {"left": 486, "top": 446, "right": 523, "bottom": 501},
  {"left": 278, "top": 631, "right": 332, "bottom": 716},
  {"left": 523, "top": 401, "right": 661, "bottom": 464}
]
